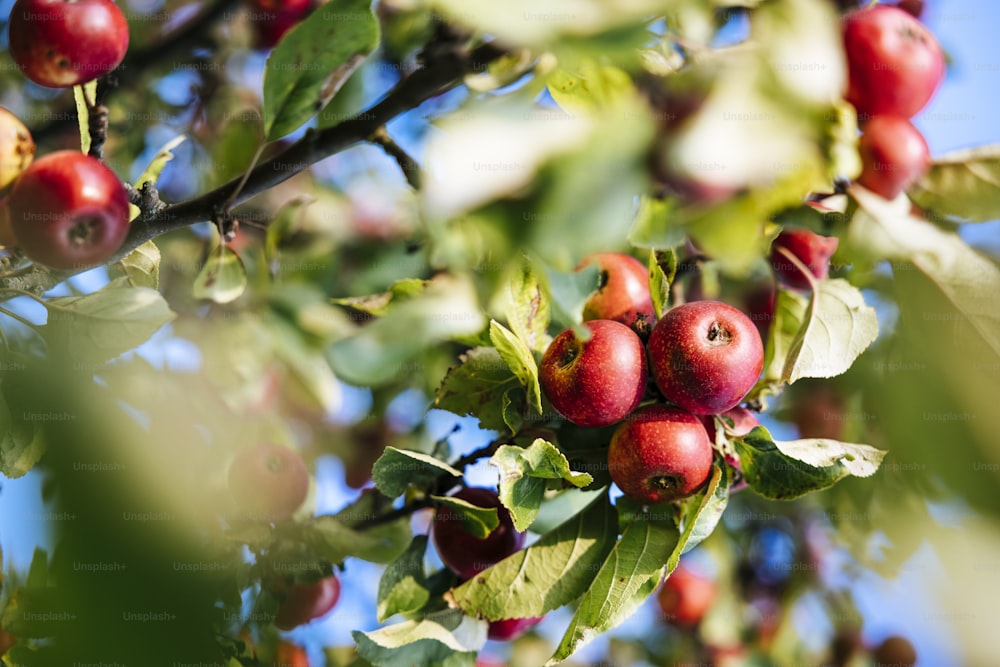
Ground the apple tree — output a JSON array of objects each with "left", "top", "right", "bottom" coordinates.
[{"left": 0, "top": 0, "right": 997, "bottom": 665}]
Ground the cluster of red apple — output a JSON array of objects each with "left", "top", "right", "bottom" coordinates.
[
  {"left": 845, "top": 4, "right": 944, "bottom": 200},
  {"left": 537, "top": 252, "right": 766, "bottom": 505},
  {"left": 0, "top": 0, "right": 133, "bottom": 270},
  {"left": 227, "top": 443, "right": 342, "bottom": 634}
]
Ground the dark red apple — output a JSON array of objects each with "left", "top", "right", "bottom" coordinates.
[
  {"left": 273, "top": 575, "right": 341, "bottom": 630},
  {"left": 431, "top": 487, "right": 525, "bottom": 579},
  {"left": 607, "top": 404, "right": 714, "bottom": 504},
  {"left": 578, "top": 252, "right": 657, "bottom": 336},
  {"left": 769, "top": 228, "right": 840, "bottom": 290},
  {"left": 248, "top": 0, "right": 315, "bottom": 50},
  {"left": 648, "top": 301, "right": 764, "bottom": 415},
  {"left": 539, "top": 320, "right": 647, "bottom": 427},
  {"left": 487, "top": 616, "right": 543, "bottom": 641},
  {"left": 857, "top": 116, "right": 930, "bottom": 200},
  {"left": 842, "top": 5, "right": 944, "bottom": 119},
  {"left": 8, "top": 0, "right": 129, "bottom": 88},
  {"left": 700, "top": 406, "right": 759, "bottom": 438},
  {"left": 228, "top": 443, "right": 310, "bottom": 522},
  {"left": 657, "top": 562, "right": 717, "bottom": 626},
  {"left": 7, "top": 150, "right": 130, "bottom": 270},
  {"left": 0, "top": 106, "right": 34, "bottom": 190},
  {"left": 872, "top": 635, "right": 917, "bottom": 667}
]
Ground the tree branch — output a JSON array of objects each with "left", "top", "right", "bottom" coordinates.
[{"left": 0, "top": 41, "right": 505, "bottom": 298}]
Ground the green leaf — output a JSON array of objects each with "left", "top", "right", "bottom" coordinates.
[
  {"left": 772, "top": 438, "right": 886, "bottom": 478},
  {"left": 430, "top": 495, "right": 500, "bottom": 540},
  {"left": 449, "top": 493, "right": 616, "bottom": 621},
  {"left": 547, "top": 502, "right": 679, "bottom": 665},
  {"left": 0, "top": 396, "right": 43, "bottom": 480},
  {"left": 305, "top": 491, "right": 411, "bottom": 564},
  {"left": 735, "top": 426, "right": 848, "bottom": 500},
  {"left": 193, "top": 240, "right": 247, "bottom": 304},
  {"left": 489, "top": 320, "right": 542, "bottom": 416},
  {"left": 262, "top": 0, "right": 379, "bottom": 139},
  {"left": 109, "top": 241, "right": 161, "bottom": 289},
  {"left": 547, "top": 62, "right": 636, "bottom": 115},
  {"left": 129, "top": 135, "right": 187, "bottom": 221},
  {"left": 673, "top": 463, "right": 730, "bottom": 559},
  {"left": 42, "top": 284, "right": 176, "bottom": 365},
  {"left": 266, "top": 316, "right": 342, "bottom": 414},
  {"left": 353, "top": 609, "right": 486, "bottom": 667},
  {"left": 435, "top": 347, "right": 519, "bottom": 433},
  {"left": 490, "top": 439, "right": 594, "bottom": 532},
  {"left": 73, "top": 82, "right": 97, "bottom": 154},
  {"left": 910, "top": 145, "right": 1000, "bottom": 222},
  {"left": 848, "top": 186, "right": 1000, "bottom": 362},
  {"left": 628, "top": 196, "right": 684, "bottom": 250},
  {"left": 782, "top": 278, "right": 878, "bottom": 383},
  {"left": 504, "top": 258, "right": 550, "bottom": 353},
  {"left": 372, "top": 447, "right": 462, "bottom": 499},
  {"left": 648, "top": 248, "right": 677, "bottom": 319},
  {"left": 543, "top": 262, "right": 599, "bottom": 331},
  {"left": 761, "top": 288, "right": 808, "bottom": 383},
  {"left": 332, "top": 279, "right": 429, "bottom": 317},
  {"left": 328, "top": 275, "right": 486, "bottom": 387},
  {"left": 378, "top": 536, "right": 430, "bottom": 622}
]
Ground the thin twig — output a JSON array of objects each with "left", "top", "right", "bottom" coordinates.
[{"left": 370, "top": 126, "right": 422, "bottom": 189}]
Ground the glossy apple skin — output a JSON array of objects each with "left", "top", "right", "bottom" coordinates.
[
  {"left": 8, "top": 0, "right": 129, "bottom": 88},
  {"left": 273, "top": 575, "right": 341, "bottom": 631},
  {"left": 539, "top": 320, "right": 647, "bottom": 427},
  {"left": 842, "top": 5, "right": 944, "bottom": 119},
  {"left": 248, "top": 0, "right": 315, "bottom": 50},
  {"left": 608, "top": 405, "right": 714, "bottom": 504},
  {"left": 578, "top": 253, "right": 657, "bottom": 336},
  {"left": 657, "top": 563, "right": 717, "bottom": 626},
  {"left": 7, "top": 151, "right": 130, "bottom": 270},
  {"left": 648, "top": 301, "right": 764, "bottom": 415},
  {"left": 0, "top": 107, "right": 34, "bottom": 190},
  {"left": 769, "top": 228, "right": 840, "bottom": 290},
  {"left": 857, "top": 116, "right": 930, "bottom": 200},
  {"left": 432, "top": 488, "right": 525, "bottom": 579},
  {"left": 487, "top": 616, "right": 543, "bottom": 641},
  {"left": 228, "top": 443, "right": 310, "bottom": 522}
]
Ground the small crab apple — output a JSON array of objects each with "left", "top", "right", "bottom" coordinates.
[
  {"left": 487, "top": 616, "right": 543, "bottom": 641},
  {"left": 607, "top": 404, "right": 714, "bottom": 505},
  {"left": 431, "top": 487, "right": 525, "bottom": 579},
  {"left": 8, "top": 0, "right": 129, "bottom": 88},
  {"left": 539, "top": 320, "right": 647, "bottom": 427},
  {"left": 248, "top": 0, "right": 315, "bottom": 50},
  {"left": 7, "top": 151, "right": 130, "bottom": 270},
  {"left": 842, "top": 5, "right": 945, "bottom": 119},
  {"left": 228, "top": 443, "right": 310, "bottom": 522},
  {"left": 648, "top": 301, "right": 764, "bottom": 415},
  {"left": 273, "top": 575, "right": 341, "bottom": 631},
  {"left": 577, "top": 252, "right": 657, "bottom": 337},
  {"left": 700, "top": 407, "right": 759, "bottom": 439},
  {"left": 856, "top": 116, "right": 930, "bottom": 200},
  {"left": 657, "top": 562, "right": 717, "bottom": 627},
  {"left": 769, "top": 228, "right": 840, "bottom": 290},
  {"left": 0, "top": 107, "right": 35, "bottom": 190}
]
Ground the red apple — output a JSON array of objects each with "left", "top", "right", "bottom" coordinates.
[
  {"left": 769, "top": 228, "right": 840, "bottom": 290},
  {"left": 0, "top": 106, "right": 34, "bottom": 190},
  {"left": 842, "top": 5, "right": 944, "bottom": 119},
  {"left": 872, "top": 635, "right": 917, "bottom": 667},
  {"left": 248, "top": 0, "right": 315, "bottom": 50},
  {"left": 607, "top": 404, "right": 714, "bottom": 505},
  {"left": 431, "top": 487, "right": 525, "bottom": 579},
  {"left": 273, "top": 640, "right": 309, "bottom": 667},
  {"left": 487, "top": 616, "right": 543, "bottom": 641},
  {"left": 273, "top": 575, "right": 341, "bottom": 631},
  {"left": 657, "top": 562, "right": 717, "bottom": 626},
  {"left": 228, "top": 443, "right": 310, "bottom": 522},
  {"left": 648, "top": 301, "right": 764, "bottom": 415},
  {"left": 7, "top": 150, "right": 130, "bottom": 270},
  {"left": 8, "top": 0, "right": 129, "bottom": 88},
  {"left": 700, "top": 407, "right": 759, "bottom": 438},
  {"left": 539, "top": 320, "right": 647, "bottom": 427},
  {"left": 856, "top": 116, "right": 930, "bottom": 200},
  {"left": 578, "top": 252, "right": 657, "bottom": 336}
]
